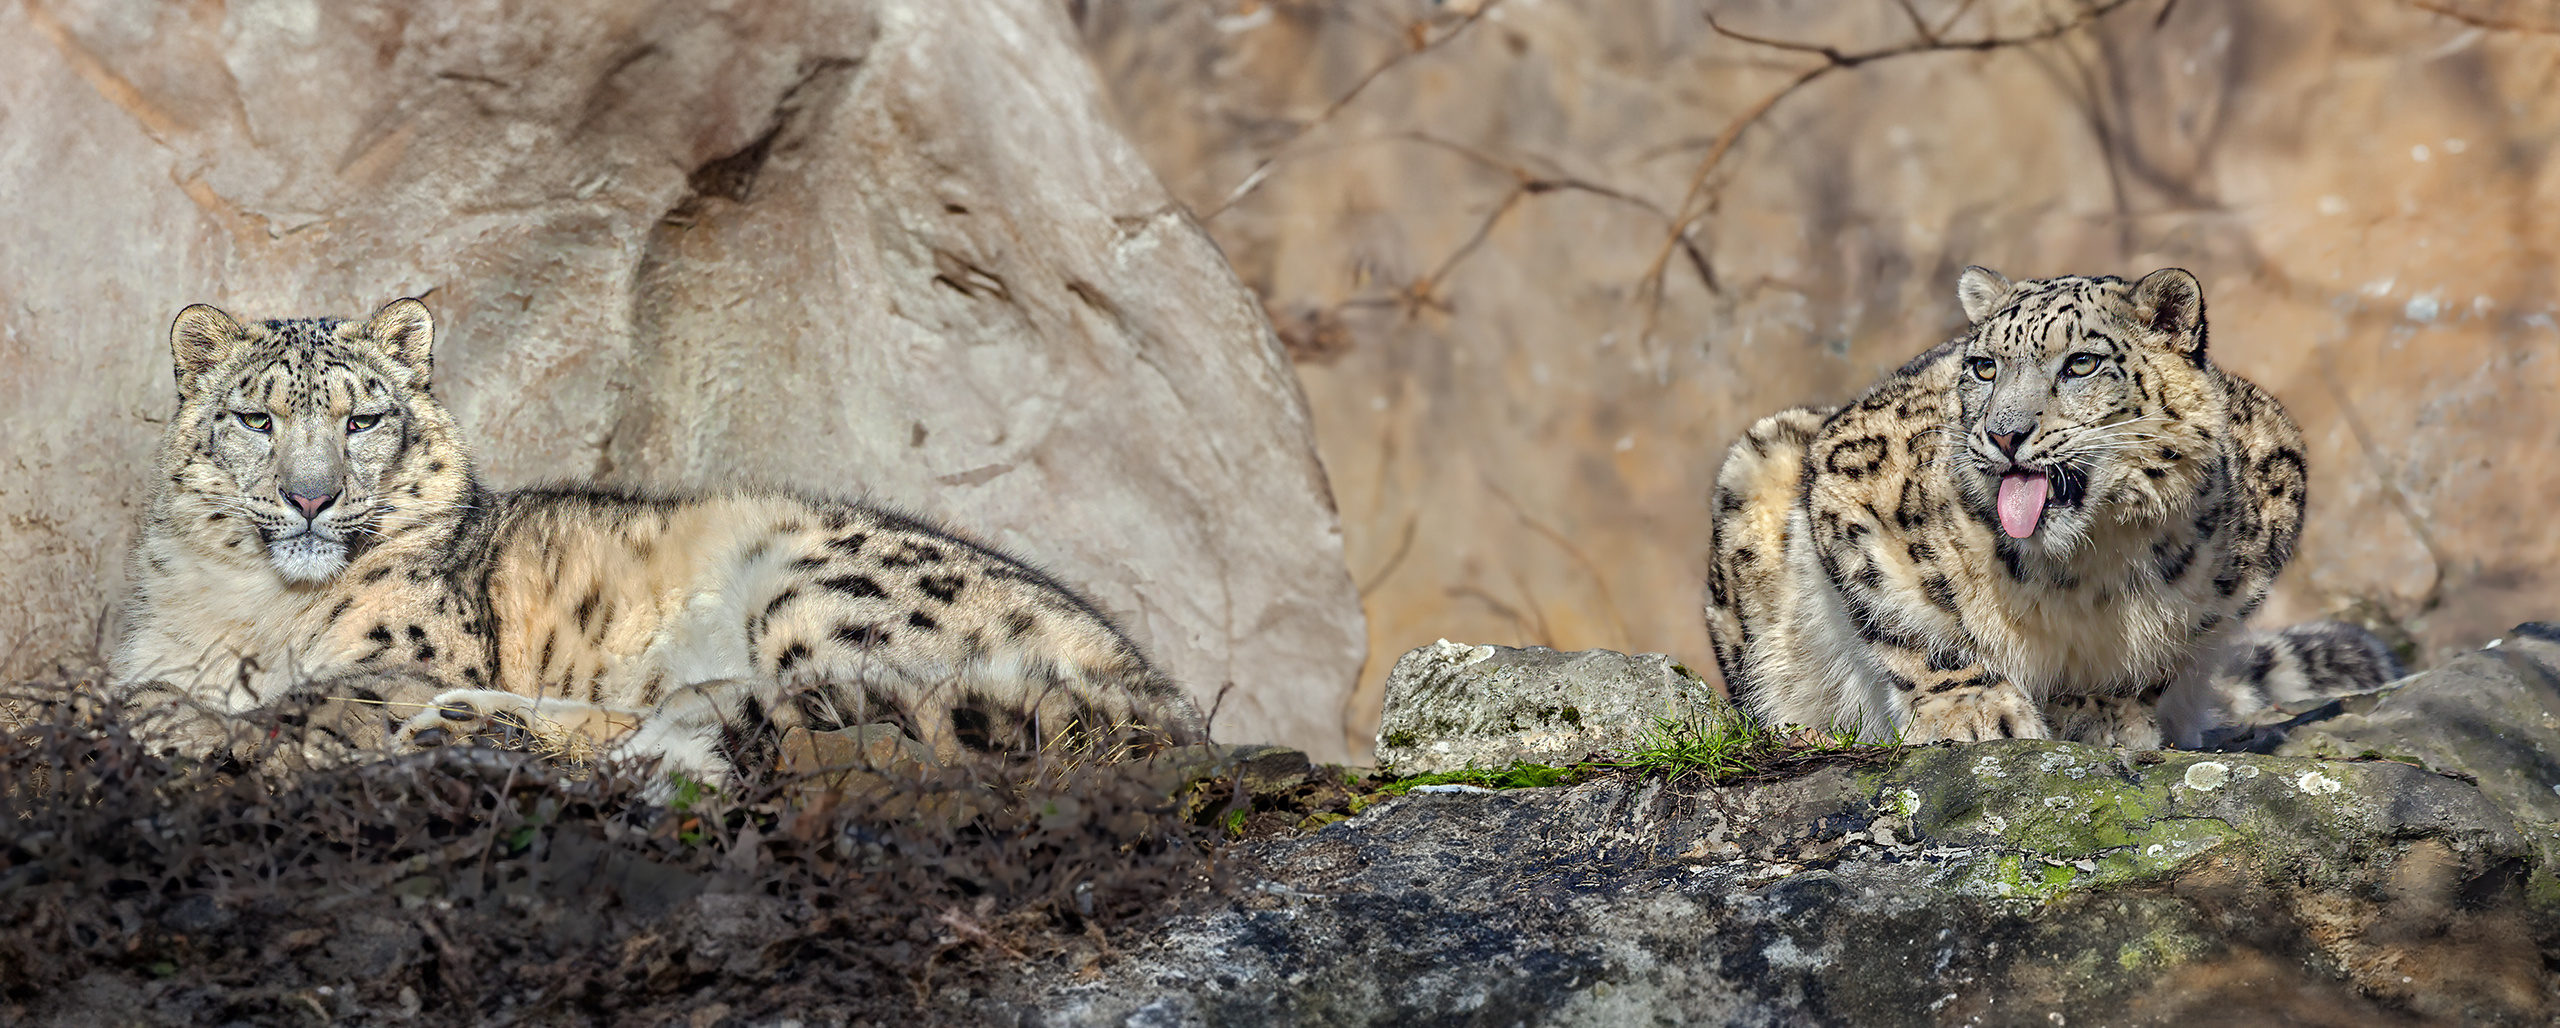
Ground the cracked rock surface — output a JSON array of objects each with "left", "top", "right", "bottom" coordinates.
[
  {"left": 0, "top": 0, "right": 1362, "bottom": 759},
  {"left": 1011, "top": 636, "right": 2560, "bottom": 1027}
]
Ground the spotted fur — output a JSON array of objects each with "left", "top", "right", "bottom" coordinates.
[
  {"left": 112, "top": 300, "right": 1205, "bottom": 783},
  {"left": 1705, "top": 267, "right": 2391, "bottom": 748}
]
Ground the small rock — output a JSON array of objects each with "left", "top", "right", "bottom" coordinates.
[{"left": 1374, "top": 641, "right": 1726, "bottom": 775}]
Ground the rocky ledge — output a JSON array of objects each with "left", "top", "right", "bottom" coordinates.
[{"left": 1005, "top": 627, "right": 2560, "bottom": 1027}]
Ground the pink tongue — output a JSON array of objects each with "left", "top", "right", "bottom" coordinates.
[{"left": 1997, "top": 471, "right": 2049, "bottom": 539}]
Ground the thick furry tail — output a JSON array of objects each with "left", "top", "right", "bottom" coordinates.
[{"left": 2212, "top": 620, "right": 2406, "bottom": 722}]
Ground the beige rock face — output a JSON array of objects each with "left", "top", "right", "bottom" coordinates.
[
  {"left": 0, "top": 0, "right": 1364, "bottom": 760},
  {"left": 1082, "top": 0, "right": 2560, "bottom": 756}
]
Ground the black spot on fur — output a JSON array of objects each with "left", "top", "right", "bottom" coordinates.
[
  {"left": 835, "top": 622, "right": 891, "bottom": 649},
  {"left": 575, "top": 589, "right": 600, "bottom": 631},
  {"left": 908, "top": 610, "right": 939, "bottom": 631},
  {"left": 1894, "top": 480, "right": 1930, "bottom": 530},
  {"left": 776, "top": 641, "right": 810, "bottom": 674},
  {"left": 716, "top": 695, "right": 780, "bottom": 785},
  {"left": 762, "top": 588, "right": 801, "bottom": 620},
  {"left": 1923, "top": 575, "right": 1960, "bottom": 613},
  {"left": 361, "top": 566, "right": 393, "bottom": 584},
  {"left": 1004, "top": 610, "right": 1038, "bottom": 639},
  {"left": 826, "top": 533, "right": 869, "bottom": 556},
  {"left": 1824, "top": 435, "right": 1888, "bottom": 480},
  {"left": 880, "top": 543, "right": 946, "bottom": 569},
  {"left": 817, "top": 575, "right": 888, "bottom": 599},
  {"left": 788, "top": 555, "right": 828, "bottom": 572},
  {"left": 743, "top": 541, "right": 771, "bottom": 564},
  {"left": 1927, "top": 673, "right": 1998, "bottom": 696},
  {"left": 795, "top": 690, "right": 848, "bottom": 733},
  {"left": 951, "top": 704, "right": 998, "bottom": 752},
  {"left": 367, "top": 625, "right": 394, "bottom": 646},
  {"left": 916, "top": 574, "right": 964, "bottom": 604},
  {"left": 1885, "top": 672, "right": 1918, "bottom": 692},
  {"left": 1994, "top": 541, "right": 2031, "bottom": 584},
  {"left": 2152, "top": 539, "right": 2197, "bottom": 583}
]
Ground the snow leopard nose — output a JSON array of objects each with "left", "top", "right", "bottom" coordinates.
[
  {"left": 1983, "top": 410, "right": 2036, "bottom": 458},
  {"left": 283, "top": 489, "right": 337, "bottom": 520}
]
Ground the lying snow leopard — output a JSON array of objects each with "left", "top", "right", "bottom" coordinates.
[
  {"left": 112, "top": 298, "right": 1206, "bottom": 783},
  {"left": 1703, "top": 267, "right": 2398, "bottom": 748}
]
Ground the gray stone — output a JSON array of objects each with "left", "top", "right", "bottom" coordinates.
[
  {"left": 1014, "top": 741, "right": 2555, "bottom": 1027},
  {"left": 0, "top": 0, "right": 1363, "bottom": 760},
  {"left": 2279, "top": 622, "right": 2560, "bottom": 824},
  {"left": 1373, "top": 640, "right": 1723, "bottom": 775}
]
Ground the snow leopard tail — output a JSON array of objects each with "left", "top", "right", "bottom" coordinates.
[{"left": 2210, "top": 620, "right": 2406, "bottom": 730}]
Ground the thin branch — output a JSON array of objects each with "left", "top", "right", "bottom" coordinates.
[
  {"left": 1204, "top": 1, "right": 1508, "bottom": 221},
  {"left": 1357, "top": 513, "right": 1420, "bottom": 598},
  {"left": 1271, "top": 128, "right": 1726, "bottom": 337},
  {"left": 1487, "top": 480, "right": 1633, "bottom": 653},
  {"left": 2403, "top": 0, "right": 2560, "bottom": 34},
  {"left": 1634, "top": 0, "right": 2142, "bottom": 343}
]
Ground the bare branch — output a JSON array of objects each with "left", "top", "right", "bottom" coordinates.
[
  {"left": 1891, "top": 0, "right": 1940, "bottom": 42},
  {"left": 1635, "top": 0, "right": 2143, "bottom": 342},
  {"left": 2403, "top": 0, "right": 2560, "bottom": 34},
  {"left": 1204, "top": 1, "right": 1509, "bottom": 221}
]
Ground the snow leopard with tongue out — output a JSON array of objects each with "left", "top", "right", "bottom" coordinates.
[{"left": 1703, "top": 266, "right": 2398, "bottom": 748}]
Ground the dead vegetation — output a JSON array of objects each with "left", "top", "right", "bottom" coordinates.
[{"left": 0, "top": 653, "right": 1234, "bottom": 1027}]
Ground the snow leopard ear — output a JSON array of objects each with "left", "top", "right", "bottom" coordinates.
[
  {"left": 2130, "top": 268, "right": 2206, "bottom": 357},
  {"left": 1956, "top": 266, "right": 2015, "bottom": 324},
  {"left": 170, "top": 303, "right": 245, "bottom": 397},
  {"left": 362, "top": 297, "right": 436, "bottom": 388}
]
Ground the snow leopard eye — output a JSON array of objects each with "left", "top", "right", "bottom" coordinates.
[
  {"left": 346, "top": 413, "right": 384, "bottom": 433},
  {"left": 235, "top": 411, "right": 272, "bottom": 433},
  {"left": 2062, "top": 353, "right": 2102, "bottom": 378},
  {"left": 1967, "top": 357, "right": 1998, "bottom": 381}
]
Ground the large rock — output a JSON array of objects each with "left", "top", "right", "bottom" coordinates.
[
  {"left": 1012, "top": 633, "right": 2560, "bottom": 1024},
  {"left": 1080, "top": 0, "right": 2560, "bottom": 753},
  {"left": 2282, "top": 622, "right": 2560, "bottom": 824},
  {"left": 1373, "top": 640, "right": 1723, "bottom": 775},
  {"left": 0, "top": 0, "right": 1362, "bottom": 758},
  {"left": 1017, "top": 743, "right": 2555, "bottom": 1026}
]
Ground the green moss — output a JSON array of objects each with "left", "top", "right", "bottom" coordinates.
[
  {"left": 1377, "top": 762, "right": 1581, "bottom": 795},
  {"left": 1382, "top": 730, "right": 1418, "bottom": 750}
]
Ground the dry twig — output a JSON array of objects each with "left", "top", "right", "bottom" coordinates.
[
  {"left": 1206, "top": 1, "right": 1510, "bottom": 220},
  {"left": 1634, "top": 0, "right": 2143, "bottom": 344}
]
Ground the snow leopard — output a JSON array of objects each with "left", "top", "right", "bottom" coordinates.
[
  {"left": 1703, "top": 266, "right": 2399, "bottom": 748},
  {"left": 111, "top": 298, "right": 1206, "bottom": 784}
]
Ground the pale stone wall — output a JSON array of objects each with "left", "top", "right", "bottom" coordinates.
[{"left": 0, "top": 0, "right": 1366, "bottom": 760}]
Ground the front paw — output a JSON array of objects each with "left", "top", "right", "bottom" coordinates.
[
  {"left": 2042, "top": 693, "right": 2162, "bottom": 748},
  {"left": 1910, "top": 687, "right": 2051, "bottom": 743},
  {"left": 391, "top": 690, "right": 543, "bottom": 752}
]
